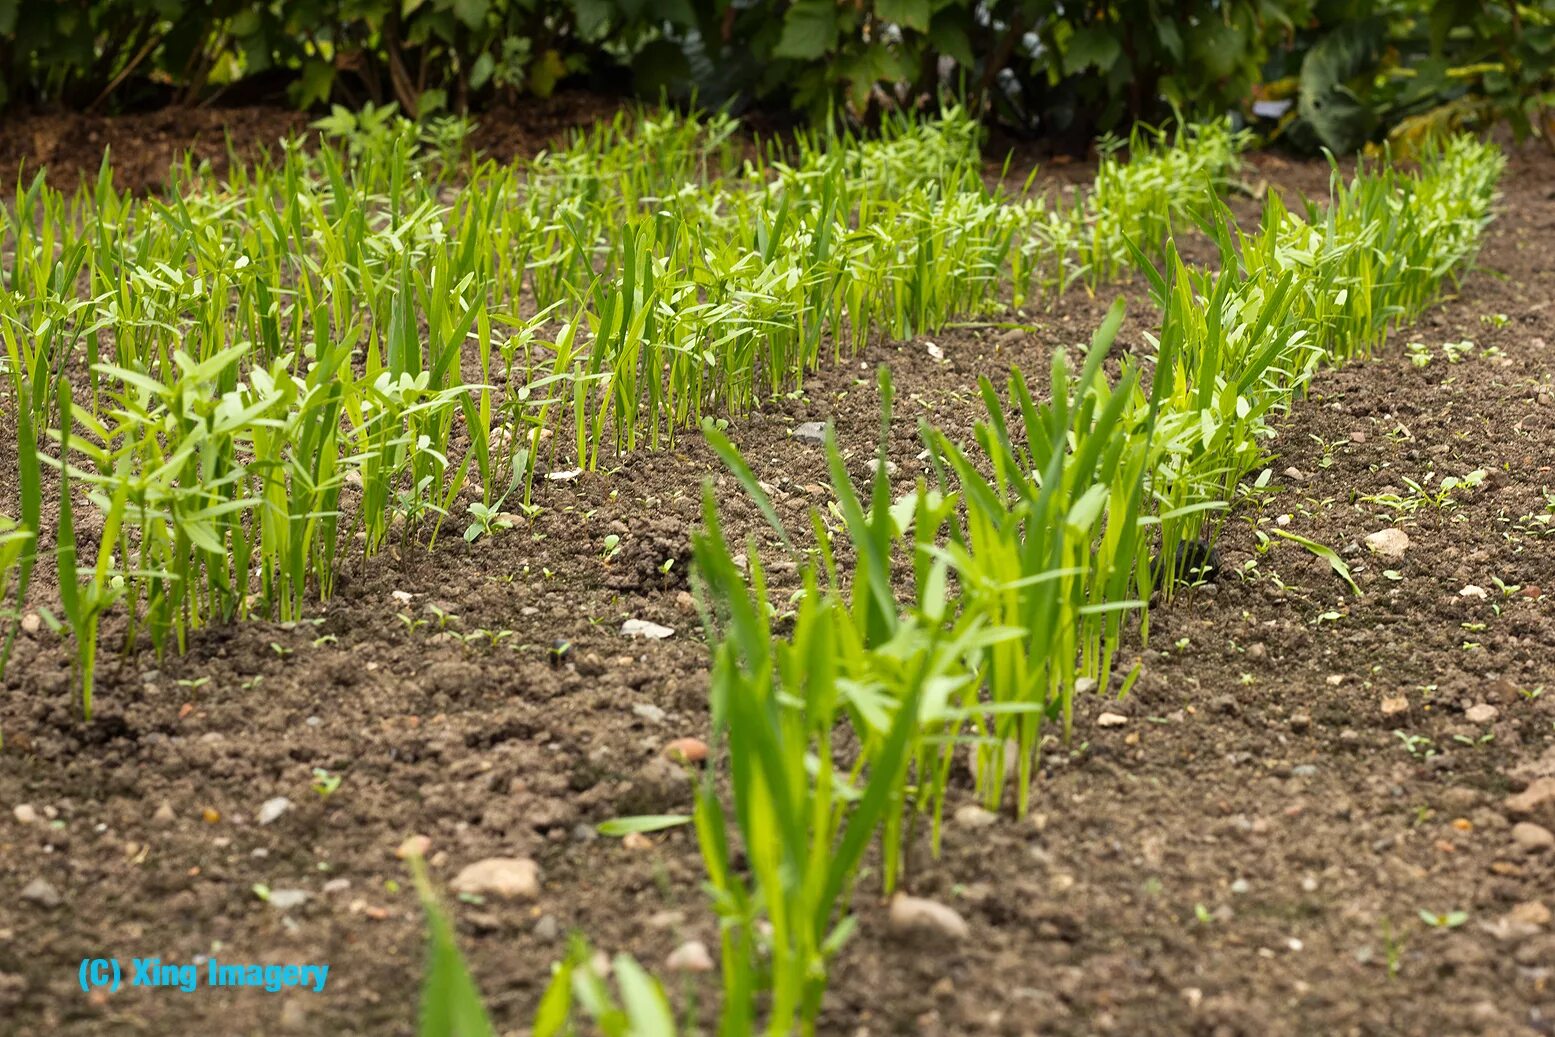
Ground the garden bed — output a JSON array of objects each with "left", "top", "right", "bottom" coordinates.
[{"left": 1, "top": 121, "right": 1553, "bottom": 1037}]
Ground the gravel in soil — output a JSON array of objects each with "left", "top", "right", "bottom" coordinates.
[{"left": 1, "top": 132, "right": 1554, "bottom": 1037}]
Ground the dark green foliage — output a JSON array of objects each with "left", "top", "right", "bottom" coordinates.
[
  {"left": 1270, "top": 0, "right": 1555, "bottom": 153},
  {"left": 2, "top": 2, "right": 1550, "bottom": 151},
  {"left": 0, "top": 0, "right": 1313, "bottom": 133}
]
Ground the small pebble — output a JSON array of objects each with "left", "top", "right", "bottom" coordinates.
[
  {"left": 888, "top": 893, "right": 969, "bottom": 941},
  {"left": 953, "top": 805, "right": 998, "bottom": 829},
  {"left": 791, "top": 422, "right": 827, "bottom": 445},
  {"left": 397, "top": 834, "right": 432, "bottom": 860},
  {"left": 1363, "top": 528, "right": 1410, "bottom": 560},
  {"left": 267, "top": 889, "right": 311, "bottom": 911},
  {"left": 1512, "top": 822, "right": 1554, "bottom": 853},
  {"left": 622, "top": 832, "right": 653, "bottom": 851},
  {"left": 665, "top": 940, "right": 715, "bottom": 973},
  {"left": 1096, "top": 712, "right": 1128, "bottom": 728},
  {"left": 632, "top": 703, "right": 667, "bottom": 724},
  {"left": 257, "top": 797, "right": 293, "bottom": 826},
  {"left": 12, "top": 804, "right": 39, "bottom": 825},
  {"left": 662, "top": 738, "right": 709, "bottom": 765},
  {"left": 1465, "top": 703, "right": 1499, "bottom": 724},
  {"left": 450, "top": 857, "right": 541, "bottom": 900},
  {"left": 621, "top": 619, "right": 675, "bottom": 640},
  {"left": 20, "top": 878, "right": 61, "bottom": 908}
]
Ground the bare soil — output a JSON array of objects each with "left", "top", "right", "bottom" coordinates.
[{"left": 1, "top": 118, "right": 1553, "bottom": 1037}]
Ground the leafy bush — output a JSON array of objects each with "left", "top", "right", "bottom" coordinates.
[
  {"left": 1267, "top": 0, "right": 1555, "bottom": 153},
  {"left": 0, "top": 0, "right": 1317, "bottom": 135},
  {"left": 4, "top": 1, "right": 1550, "bottom": 147}
]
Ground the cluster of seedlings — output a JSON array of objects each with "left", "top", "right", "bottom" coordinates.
[{"left": 0, "top": 105, "right": 1503, "bottom": 1034}]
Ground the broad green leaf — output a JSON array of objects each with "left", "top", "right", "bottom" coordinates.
[{"left": 774, "top": 0, "right": 839, "bottom": 60}]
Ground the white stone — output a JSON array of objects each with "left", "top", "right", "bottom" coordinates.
[
  {"left": 1363, "top": 528, "right": 1410, "bottom": 559},
  {"left": 621, "top": 619, "right": 675, "bottom": 640},
  {"left": 267, "top": 888, "right": 311, "bottom": 911},
  {"left": 888, "top": 893, "right": 969, "bottom": 940},
  {"left": 665, "top": 940, "right": 715, "bottom": 973}
]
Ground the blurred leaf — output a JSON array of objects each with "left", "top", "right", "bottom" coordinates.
[
  {"left": 633, "top": 39, "right": 691, "bottom": 98},
  {"left": 1063, "top": 26, "right": 1122, "bottom": 75},
  {"left": 293, "top": 58, "right": 335, "bottom": 109},
  {"left": 451, "top": 0, "right": 488, "bottom": 30},
  {"left": 413, "top": 866, "right": 497, "bottom": 1037},
  {"left": 930, "top": 8, "right": 973, "bottom": 69},
  {"left": 468, "top": 51, "right": 494, "bottom": 90},
  {"left": 597, "top": 815, "right": 691, "bottom": 836},
  {"left": 527, "top": 49, "right": 567, "bottom": 98},
  {"left": 774, "top": 0, "right": 838, "bottom": 60},
  {"left": 877, "top": 0, "right": 930, "bottom": 33},
  {"left": 1297, "top": 17, "right": 1385, "bottom": 152}
]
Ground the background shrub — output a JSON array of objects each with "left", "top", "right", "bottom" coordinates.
[{"left": 0, "top": 0, "right": 1551, "bottom": 150}]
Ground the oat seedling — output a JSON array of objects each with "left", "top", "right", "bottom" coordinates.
[
  {"left": 1308, "top": 434, "right": 1346, "bottom": 469},
  {"left": 426, "top": 605, "right": 460, "bottom": 630},
  {"left": 1442, "top": 339, "right": 1475, "bottom": 363},
  {"left": 1490, "top": 576, "right": 1521, "bottom": 597},
  {"left": 1394, "top": 731, "right": 1435, "bottom": 758},
  {"left": 1381, "top": 919, "right": 1404, "bottom": 979},
  {"left": 311, "top": 768, "right": 343, "bottom": 799},
  {"left": 463, "top": 628, "right": 514, "bottom": 650},
  {"left": 1270, "top": 529, "right": 1361, "bottom": 596},
  {"left": 463, "top": 502, "right": 503, "bottom": 544}
]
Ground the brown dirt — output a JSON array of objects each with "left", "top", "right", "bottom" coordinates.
[
  {"left": 0, "top": 92, "right": 626, "bottom": 196},
  {"left": 1, "top": 125, "right": 1554, "bottom": 1037}
]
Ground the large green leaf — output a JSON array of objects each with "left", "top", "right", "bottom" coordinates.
[
  {"left": 1297, "top": 17, "right": 1386, "bottom": 153},
  {"left": 877, "top": 0, "right": 930, "bottom": 33},
  {"left": 1063, "top": 25, "right": 1122, "bottom": 76},
  {"left": 774, "top": 0, "right": 839, "bottom": 60}
]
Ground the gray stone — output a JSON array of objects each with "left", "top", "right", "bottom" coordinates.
[
  {"left": 20, "top": 879, "right": 61, "bottom": 908},
  {"left": 791, "top": 422, "right": 827, "bottom": 445}
]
